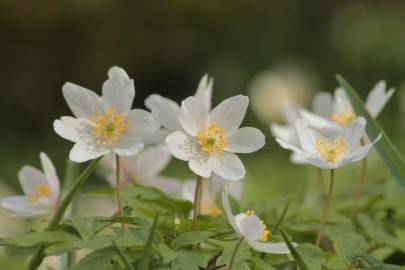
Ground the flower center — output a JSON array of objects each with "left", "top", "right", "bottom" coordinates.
[
  {"left": 315, "top": 135, "right": 347, "bottom": 162},
  {"left": 202, "top": 204, "right": 222, "bottom": 216},
  {"left": 29, "top": 184, "right": 51, "bottom": 204},
  {"left": 196, "top": 123, "right": 227, "bottom": 154},
  {"left": 330, "top": 111, "right": 356, "bottom": 126},
  {"left": 245, "top": 210, "right": 270, "bottom": 241},
  {"left": 92, "top": 108, "right": 128, "bottom": 146}
]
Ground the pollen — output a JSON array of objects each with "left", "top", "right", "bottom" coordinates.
[
  {"left": 29, "top": 184, "right": 51, "bottom": 204},
  {"left": 196, "top": 123, "right": 227, "bottom": 154},
  {"left": 245, "top": 210, "right": 255, "bottom": 216},
  {"left": 92, "top": 108, "right": 128, "bottom": 146},
  {"left": 330, "top": 111, "right": 356, "bottom": 126},
  {"left": 315, "top": 135, "right": 347, "bottom": 162}
]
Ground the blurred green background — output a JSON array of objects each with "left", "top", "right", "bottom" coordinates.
[{"left": 0, "top": 1, "right": 405, "bottom": 267}]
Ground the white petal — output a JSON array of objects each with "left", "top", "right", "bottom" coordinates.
[
  {"left": 366, "top": 81, "right": 395, "bottom": 118},
  {"left": 343, "top": 117, "right": 366, "bottom": 151},
  {"left": 146, "top": 176, "right": 182, "bottom": 194},
  {"left": 114, "top": 142, "right": 144, "bottom": 157},
  {"left": 101, "top": 66, "right": 135, "bottom": 114},
  {"left": 178, "top": 96, "right": 209, "bottom": 136},
  {"left": 181, "top": 180, "right": 197, "bottom": 202},
  {"left": 133, "top": 145, "right": 171, "bottom": 178},
  {"left": 211, "top": 152, "right": 245, "bottom": 181},
  {"left": 221, "top": 191, "right": 241, "bottom": 236},
  {"left": 165, "top": 131, "right": 196, "bottom": 161},
  {"left": 270, "top": 123, "right": 299, "bottom": 146},
  {"left": 282, "top": 101, "right": 302, "bottom": 126},
  {"left": 62, "top": 82, "right": 103, "bottom": 119},
  {"left": 189, "top": 154, "right": 212, "bottom": 178},
  {"left": 144, "top": 94, "right": 181, "bottom": 130},
  {"left": 311, "top": 92, "right": 333, "bottom": 117},
  {"left": 290, "top": 153, "right": 308, "bottom": 165},
  {"left": 194, "top": 74, "right": 213, "bottom": 110},
  {"left": 209, "top": 95, "right": 249, "bottom": 133},
  {"left": 54, "top": 117, "right": 93, "bottom": 144},
  {"left": 143, "top": 128, "right": 172, "bottom": 145},
  {"left": 247, "top": 240, "right": 292, "bottom": 254},
  {"left": 225, "top": 127, "right": 265, "bottom": 153},
  {"left": 300, "top": 109, "right": 342, "bottom": 134},
  {"left": 18, "top": 166, "right": 48, "bottom": 195},
  {"left": 275, "top": 138, "right": 305, "bottom": 156},
  {"left": 337, "top": 134, "right": 382, "bottom": 167},
  {"left": 295, "top": 119, "right": 320, "bottom": 154},
  {"left": 239, "top": 215, "right": 263, "bottom": 241},
  {"left": 40, "top": 152, "right": 60, "bottom": 199},
  {"left": 333, "top": 87, "right": 353, "bottom": 113},
  {"left": 209, "top": 175, "right": 243, "bottom": 200},
  {"left": 1, "top": 196, "right": 51, "bottom": 218},
  {"left": 69, "top": 143, "right": 109, "bottom": 163},
  {"left": 119, "top": 109, "right": 159, "bottom": 144}
]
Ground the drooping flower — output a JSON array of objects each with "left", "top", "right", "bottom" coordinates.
[
  {"left": 54, "top": 66, "right": 159, "bottom": 163},
  {"left": 221, "top": 191, "right": 292, "bottom": 253},
  {"left": 144, "top": 74, "right": 213, "bottom": 144},
  {"left": 276, "top": 118, "right": 381, "bottom": 170},
  {"left": 300, "top": 81, "right": 395, "bottom": 132},
  {"left": 1, "top": 153, "right": 60, "bottom": 218},
  {"left": 165, "top": 95, "right": 265, "bottom": 181},
  {"left": 98, "top": 145, "right": 181, "bottom": 194},
  {"left": 181, "top": 175, "right": 243, "bottom": 216}
]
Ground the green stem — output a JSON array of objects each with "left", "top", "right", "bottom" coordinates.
[
  {"left": 27, "top": 157, "right": 101, "bottom": 270},
  {"left": 229, "top": 237, "right": 244, "bottom": 270},
  {"left": 192, "top": 175, "right": 203, "bottom": 231},
  {"left": 115, "top": 155, "right": 125, "bottom": 229},
  {"left": 351, "top": 139, "right": 367, "bottom": 221},
  {"left": 316, "top": 169, "right": 335, "bottom": 247},
  {"left": 317, "top": 168, "right": 326, "bottom": 199}
]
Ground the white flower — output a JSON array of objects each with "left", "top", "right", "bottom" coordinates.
[
  {"left": 1, "top": 153, "right": 60, "bottom": 218},
  {"left": 165, "top": 95, "right": 265, "bottom": 181},
  {"left": 300, "top": 81, "right": 395, "bottom": 132},
  {"left": 144, "top": 74, "right": 213, "bottom": 144},
  {"left": 221, "top": 191, "right": 292, "bottom": 254},
  {"left": 98, "top": 145, "right": 181, "bottom": 194},
  {"left": 54, "top": 66, "right": 159, "bottom": 163},
  {"left": 276, "top": 118, "right": 381, "bottom": 170},
  {"left": 181, "top": 175, "right": 243, "bottom": 216}
]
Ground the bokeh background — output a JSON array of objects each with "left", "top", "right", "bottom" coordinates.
[{"left": 0, "top": 1, "right": 405, "bottom": 268}]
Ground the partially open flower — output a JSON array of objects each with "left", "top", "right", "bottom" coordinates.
[
  {"left": 1, "top": 153, "right": 60, "bottom": 218},
  {"left": 276, "top": 118, "right": 381, "bottom": 170},
  {"left": 99, "top": 145, "right": 181, "bottom": 194},
  {"left": 221, "top": 191, "right": 292, "bottom": 254},
  {"left": 54, "top": 66, "right": 159, "bottom": 163},
  {"left": 165, "top": 95, "right": 265, "bottom": 181}
]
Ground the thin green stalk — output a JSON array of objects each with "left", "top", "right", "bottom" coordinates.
[
  {"left": 27, "top": 157, "right": 101, "bottom": 270},
  {"left": 115, "top": 155, "right": 125, "bottom": 229},
  {"left": 192, "top": 175, "right": 203, "bottom": 231},
  {"left": 317, "top": 168, "right": 326, "bottom": 199},
  {"left": 351, "top": 139, "right": 367, "bottom": 221},
  {"left": 229, "top": 237, "right": 244, "bottom": 270},
  {"left": 316, "top": 169, "right": 335, "bottom": 247}
]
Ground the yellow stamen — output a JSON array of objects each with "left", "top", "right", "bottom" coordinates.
[
  {"left": 315, "top": 135, "right": 347, "bottom": 162},
  {"left": 29, "top": 184, "right": 51, "bottom": 204},
  {"left": 92, "top": 108, "right": 128, "bottom": 146},
  {"left": 330, "top": 111, "right": 356, "bottom": 126},
  {"left": 245, "top": 210, "right": 255, "bottom": 216},
  {"left": 196, "top": 123, "right": 227, "bottom": 154}
]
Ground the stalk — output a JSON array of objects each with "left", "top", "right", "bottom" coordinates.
[
  {"left": 115, "top": 155, "right": 125, "bottom": 229},
  {"left": 229, "top": 237, "right": 244, "bottom": 270},
  {"left": 351, "top": 139, "right": 368, "bottom": 221},
  {"left": 192, "top": 175, "right": 203, "bottom": 231},
  {"left": 27, "top": 157, "right": 101, "bottom": 270},
  {"left": 316, "top": 169, "right": 335, "bottom": 247}
]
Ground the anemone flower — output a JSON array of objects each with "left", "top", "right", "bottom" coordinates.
[{"left": 1, "top": 153, "right": 60, "bottom": 218}]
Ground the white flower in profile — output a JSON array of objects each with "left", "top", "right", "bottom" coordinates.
[
  {"left": 54, "top": 66, "right": 159, "bottom": 163},
  {"left": 144, "top": 74, "right": 213, "bottom": 144},
  {"left": 181, "top": 175, "right": 243, "bottom": 216},
  {"left": 1, "top": 153, "right": 60, "bottom": 218},
  {"left": 165, "top": 95, "right": 265, "bottom": 181},
  {"left": 98, "top": 145, "right": 181, "bottom": 194},
  {"left": 301, "top": 81, "right": 395, "bottom": 132},
  {"left": 276, "top": 118, "right": 381, "bottom": 170},
  {"left": 221, "top": 191, "right": 292, "bottom": 254}
]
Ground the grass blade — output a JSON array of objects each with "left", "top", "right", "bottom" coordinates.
[
  {"left": 336, "top": 75, "right": 405, "bottom": 189},
  {"left": 271, "top": 202, "right": 290, "bottom": 234},
  {"left": 138, "top": 211, "right": 159, "bottom": 270},
  {"left": 280, "top": 229, "right": 309, "bottom": 270},
  {"left": 111, "top": 240, "right": 135, "bottom": 270}
]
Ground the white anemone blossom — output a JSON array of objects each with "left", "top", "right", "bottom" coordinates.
[
  {"left": 165, "top": 95, "right": 265, "bottom": 181},
  {"left": 54, "top": 66, "right": 159, "bottom": 163},
  {"left": 300, "top": 81, "right": 395, "bottom": 133},
  {"left": 276, "top": 118, "right": 381, "bottom": 170},
  {"left": 1, "top": 153, "right": 60, "bottom": 218},
  {"left": 98, "top": 145, "right": 181, "bottom": 194},
  {"left": 181, "top": 175, "right": 243, "bottom": 216},
  {"left": 221, "top": 191, "right": 292, "bottom": 254},
  {"left": 144, "top": 74, "right": 213, "bottom": 144}
]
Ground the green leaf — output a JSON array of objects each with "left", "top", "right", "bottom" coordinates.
[
  {"left": 70, "top": 247, "right": 116, "bottom": 270},
  {"left": 171, "top": 231, "right": 215, "bottom": 249},
  {"left": 280, "top": 229, "right": 310, "bottom": 270},
  {"left": 171, "top": 253, "right": 208, "bottom": 270},
  {"left": 0, "top": 231, "right": 80, "bottom": 247},
  {"left": 336, "top": 75, "right": 405, "bottom": 189},
  {"left": 138, "top": 211, "right": 159, "bottom": 270},
  {"left": 332, "top": 232, "right": 367, "bottom": 264},
  {"left": 271, "top": 201, "right": 290, "bottom": 234},
  {"left": 251, "top": 257, "right": 276, "bottom": 270},
  {"left": 296, "top": 243, "right": 327, "bottom": 270},
  {"left": 111, "top": 240, "right": 135, "bottom": 270},
  {"left": 65, "top": 216, "right": 93, "bottom": 240}
]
